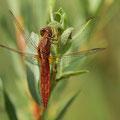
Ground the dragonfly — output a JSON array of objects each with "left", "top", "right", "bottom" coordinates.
[{"left": 0, "top": 11, "right": 105, "bottom": 110}]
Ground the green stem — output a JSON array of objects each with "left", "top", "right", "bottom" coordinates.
[
  {"left": 50, "top": 63, "right": 57, "bottom": 93},
  {"left": 50, "top": 5, "right": 54, "bottom": 22}
]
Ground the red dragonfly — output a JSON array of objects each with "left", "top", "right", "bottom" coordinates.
[{"left": 0, "top": 11, "right": 105, "bottom": 110}]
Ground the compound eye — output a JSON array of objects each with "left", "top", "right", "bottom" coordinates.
[
  {"left": 40, "top": 29, "right": 46, "bottom": 36},
  {"left": 40, "top": 27, "right": 52, "bottom": 37}
]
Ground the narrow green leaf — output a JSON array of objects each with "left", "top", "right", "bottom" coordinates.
[
  {"left": 4, "top": 90, "right": 18, "bottom": 120},
  {"left": 61, "top": 12, "right": 67, "bottom": 29},
  {"left": 25, "top": 32, "right": 42, "bottom": 106},
  {"left": 48, "top": 80, "right": 67, "bottom": 103},
  {"left": 57, "top": 8, "right": 65, "bottom": 15},
  {"left": 48, "top": 7, "right": 67, "bottom": 30},
  {"left": 54, "top": 12, "right": 61, "bottom": 23},
  {"left": 56, "top": 70, "right": 89, "bottom": 81},
  {"left": 72, "top": 18, "right": 94, "bottom": 40},
  {"left": 54, "top": 7, "right": 67, "bottom": 29},
  {"left": 57, "top": 27, "right": 73, "bottom": 54},
  {"left": 26, "top": 64, "right": 42, "bottom": 106},
  {"left": 56, "top": 91, "right": 80, "bottom": 120},
  {"left": 60, "top": 27, "right": 73, "bottom": 45},
  {"left": 58, "top": 8, "right": 67, "bottom": 29},
  {"left": 46, "top": 91, "right": 80, "bottom": 120}
]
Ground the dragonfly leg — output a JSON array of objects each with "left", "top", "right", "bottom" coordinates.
[
  {"left": 51, "top": 35, "right": 55, "bottom": 38},
  {"left": 50, "top": 38, "right": 58, "bottom": 45},
  {"left": 51, "top": 28, "right": 58, "bottom": 39},
  {"left": 51, "top": 38, "right": 58, "bottom": 41},
  {"left": 50, "top": 41, "right": 58, "bottom": 45}
]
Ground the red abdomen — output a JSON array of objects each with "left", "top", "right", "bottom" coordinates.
[{"left": 41, "top": 59, "right": 50, "bottom": 110}]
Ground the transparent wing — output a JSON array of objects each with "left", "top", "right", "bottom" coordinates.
[
  {"left": 0, "top": 44, "right": 39, "bottom": 65},
  {"left": 9, "top": 10, "right": 37, "bottom": 53},
  {"left": 66, "top": 17, "right": 97, "bottom": 52},
  {"left": 70, "top": 17, "right": 95, "bottom": 39},
  {"left": 25, "top": 54, "right": 40, "bottom": 66},
  {"left": 55, "top": 48, "right": 106, "bottom": 68}
]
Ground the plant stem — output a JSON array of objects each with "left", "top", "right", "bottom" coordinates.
[{"left": 50, "top": 63, "right": 57, "bottom": 92}]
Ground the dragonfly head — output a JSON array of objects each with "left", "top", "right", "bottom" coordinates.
[{"left": 40, "top": 27, "right": 52, "bottom": 37}]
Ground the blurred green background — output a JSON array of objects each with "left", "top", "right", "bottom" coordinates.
[{"left": 0, "top": 0, "right": 120, "bottom": 120}]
